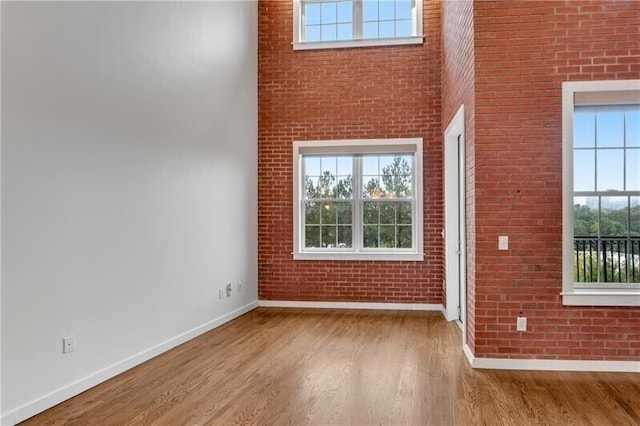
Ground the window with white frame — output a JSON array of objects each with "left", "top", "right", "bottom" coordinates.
[
  {"left": 293, "top": 0, "right": 423, "bottom": 50},
  {"left": 562, "top": 80, "right": 640, "bottom": 306},
  {"left": 293, "top": 138, "right": 423, "bottom": 260}
]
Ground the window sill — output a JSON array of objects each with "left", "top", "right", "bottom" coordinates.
[
  {"left": 293, "top": 251, "right": 424, "bottom": 261},
  {"left": 292, "top": 36, "right": 424, "bottom": 51},
  {"left": 562, "top": 290, "right": 640, "bottom": 306}
]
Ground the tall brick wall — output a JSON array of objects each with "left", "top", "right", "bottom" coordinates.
[
  {"left": 472, "top": 0, "right": 640, "bottom": 360},
  {"left": 258, "top": 0, "right": 443, "bottom": 303},
  {"left": 441, "top": 0, "right": 476, "bottom": 350}
]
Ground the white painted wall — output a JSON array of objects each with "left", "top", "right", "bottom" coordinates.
[{"left": 1, "top": 2, "right": 258, "bottom": 423}]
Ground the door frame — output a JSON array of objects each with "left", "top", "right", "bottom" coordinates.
[{"left": 444, "top": 105, "right": 466, "bottom": 336}]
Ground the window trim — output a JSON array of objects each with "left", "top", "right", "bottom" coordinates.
[
  {"left": 292, "top": 0, "right": 424, "bottom": 51},
  {"left": 561, "top": 79, "right": 640, "bottom": 306},
  {"left": 293, "top": 138, "right": 424, "bottom": 261}
]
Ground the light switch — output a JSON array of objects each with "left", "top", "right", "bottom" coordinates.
[{"left": 498, "top": 235, "right": 509, "bottom": 250}]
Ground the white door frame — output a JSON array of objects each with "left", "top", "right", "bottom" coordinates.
[{"left": 444, "top": 105, "right": 466, "bottom": 335}]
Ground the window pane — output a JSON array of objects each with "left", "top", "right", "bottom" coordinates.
[
  {"left": 363, "top": 225, "right": 378, "bottom": 248},
  {"left": 363, "top": 0, "right": 378, "bottom": 21},
  {"left": 600, "top": 197, "right": 628, "bottom": 237},
  {"left": 337, "top": 1, "right": 353, "bottom": 23},
  {"left": 379, "top": 20, "right": 395, "bottom": 38},
  {"left": 597, "top": 111, "right": 624, "bottom": 147},
  {"left": 336, "top": 203, "right": 352, "bottom": 224},
  {"left": 334, "top": 176, "right": 353, "bottom": 198},
  {"left": 627, "top": 148, "right": 640, "bottom": 191},
  {"left": 395, "top": 19, "right": 412, "bottom": 37},
  {"left": 320, "top": 157, "right": 337, "bottom": 175},
  {"left": 337, "top": 226, "right": 352, "bottom": 248},
  {"left": 379, "top": 1, "right": 395, "bottom": 20},
  {"left": 363, "top": 156, "right": 378, "bottom": 175},
  {"left": 304, "top": 156, "right": 321, "bottom": 176},
  {"left": 321, "top": 2, "right": 337, "bottom": 24},
  {"left": 321, "top": 24, "right": 337, "bottom": 41},
  {"left": 573, "top": 197, "right": 598, "bottom": 237},
  {"left": 398, "top": 226, "right": 412, "bottom": 248},
  {"left": 305, "top": 226, "right": 321, "bottom": 248},
  {"left": 304, "top": 176, "right": 319, "bottom": 198},
  {"left": 321, "top": 226, "right": 337, "bottom": 247},
  {"left": 363, "top": 176, "right": 382, "bottom": 198},
  {"left": 396, "top": 0, "right": 412, "bottom": 19},
  {"left": 363, "top": 201, "right": 379, "bottom": 224},
  {"left": 381, "top": 155, "right": 413, "bottom": 198},
  {"left": 305, "top": 25, "right": 321, "bottom": 42},
  {"left": 626, "top": 110, "right": 640, "bottom": 147},
  {"left": 380, "top": 202, "right": 396, "bottom": 224},
  {"left": 305, "top": 3, "right": 321, "bottom": 25},
  {"left": 321, "top": 202, "right": 337, "bottom": 224},
  {"left": 337, "top": 156, "right": 352, "bottom": 175},
  {"left": 379, "top": 225, "right": 396, "bottom": 248},
  {"left": 398, "top": 201, "right": 412, "bottom": 224},
  {"left": 573, "top": 110, "right": 595, "bottom": 148},
  {"left": 597, "top": 149, "right": 624, "bottom": 191},
  {"left": 573, "top": 149, "right": 595, "bottom": 191},
  {"left": 312, "top": 174, "right": 337, "bottom": 198},
  {"left": 573, "top": 235, "right": 599, "bottom": 283},
  {"left": 363, "top": 22, "right": 378, "bottom": 38},
  {"left": 305, "top": 201, "right": 321, "bottom": 224},
  {"left": 337, "top": 23, "right": 353, "bottom": 40},
  {"left": 631, "top": 197, "right": 639, "bottom": 237}
]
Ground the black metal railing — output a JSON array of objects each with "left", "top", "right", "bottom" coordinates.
[{"left": 574, "top": 237, "right": 640, "bottom": 283}]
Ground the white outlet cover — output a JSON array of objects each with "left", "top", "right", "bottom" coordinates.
[
  {"left": 498, "top": 236, "right": 509, "bottom": 250},
  {"left": 218, "top": 288, "right": 225, "bottom": 299},
  {"left": 516, "top": 316, "right": 527, "bottom": 332}
]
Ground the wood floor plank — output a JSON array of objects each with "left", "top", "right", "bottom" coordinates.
[{"left": 20, "top": 308, "right": 640, "bottom": 426}]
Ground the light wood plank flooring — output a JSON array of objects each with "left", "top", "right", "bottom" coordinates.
[{"left": 22, "top": 308, "right": 640, "bottom": 425}]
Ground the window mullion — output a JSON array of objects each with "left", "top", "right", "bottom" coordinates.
[
  {"left": 353, "top": 155, "right": 362, "bottom": 252},
  {"left": 353, "top": 0, "right": 363, "bottom": 39}
]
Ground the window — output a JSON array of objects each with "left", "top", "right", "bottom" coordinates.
[
  {"left": 293, "top": 138, "right": 423, "bottom": 260},
  {"left": 293, "top": 0, "right": 423, "bottom": 50},
  {"left": 562, "top": 80, "right": 640, "bottom": 306}
]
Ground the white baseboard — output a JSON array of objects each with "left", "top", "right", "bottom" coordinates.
[
  {"left": 463, "top": 344, "right": 640, "bottom": 373},
  {"left": 258, "top": 299, "right": 445, "bottom": 313},
  {"left": 1, "top": 301, "right": 259, "bottom": 426}
]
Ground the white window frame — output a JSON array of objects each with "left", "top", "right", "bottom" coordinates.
[
  {"left": 562, "top": 79, "right": 640, "bottom": 306},
  {"left": 293, "top": 138, "right": 424, "bottom": 261},
  {"left": 292, "top": 0, "right": 424, "bottom": 51}
]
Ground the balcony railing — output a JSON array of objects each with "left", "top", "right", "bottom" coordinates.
[{"left": 574, "top": 236, "right": 640, "bottom": 283}]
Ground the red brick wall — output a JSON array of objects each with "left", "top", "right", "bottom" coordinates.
[
  {"left": 472, "top": 0, "right": 640, "bottom": 360},
  {"left": 441, "top": 0, "right": 476, "bottom": 350},
  {"left": 258, "top": 0, "right": 443, "bottom": 303}
]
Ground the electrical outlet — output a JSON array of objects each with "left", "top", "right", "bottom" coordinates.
[
  {"left": 218, "top": 288, "right": 225, "bottom": 299},
  {"left": 237, "top": 282, "right": 244, "bottom": 293},
  {"left": 226, "top": 282, "right": 232, "bottom": 298},
  {"left": 516, "top": 316, "right": 527, "bottom": 332},
  {"left": 498, "top": 236, "right": 509, "bottom": 250},
  {"left": 63, "top": 336, "right": 75, "bottom": 354}
]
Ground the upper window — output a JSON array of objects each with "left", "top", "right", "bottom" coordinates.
[
  {"left": 293, "top": 0, "right": 423, "bottom": 50},
  {"left": 562, "top": 80, "right": 640, "bottom": 306},
  {"left": 293, "top": 138, "right": 423, "bottom": 260}
]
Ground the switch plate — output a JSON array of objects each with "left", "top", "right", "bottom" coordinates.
[
  {"left": 63, "top": 336, "right": 75, "bottom": 354},
  {"left": 218, "top": 288, "right": 225, "bottom": 299},
  {"left": 498, "top": 235, "right": 509, "bottom": 250},
  {"left": 237, "top": 282, "right": 244, "bottom": 293},
  {"left": 516, "top": 316, "right": 527, "bottom": 332}
]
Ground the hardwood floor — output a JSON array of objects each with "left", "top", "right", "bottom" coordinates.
[{"left": 22, "top": 308, "right": 640, "bottom": 425}]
